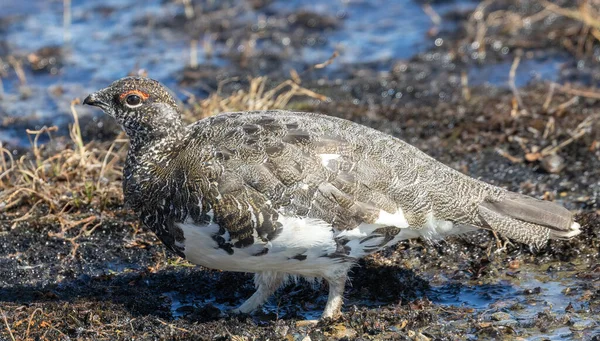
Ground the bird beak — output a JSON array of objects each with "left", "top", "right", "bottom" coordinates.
[{"left": 83, "top": 92, "right": 109, "bottom": 109}]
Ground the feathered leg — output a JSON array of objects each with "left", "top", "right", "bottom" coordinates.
[
  {"left": 233, "top": 271, "right": 284, "bottom": 314},
  {"left": 321, "top": 264, "right": 352, "bottom": 319},
  {"left": 321, "top": 275, "right": 347, "bottom": 319}
]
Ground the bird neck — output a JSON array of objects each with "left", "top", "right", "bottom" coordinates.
[
  {"left": 125, "top": 117, "right": 186, "bottom": 153},
  {"left": 124, "top": 126, "right": 189, "bottom": 192}
]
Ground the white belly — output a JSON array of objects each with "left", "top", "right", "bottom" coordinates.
[
  {"left": 176, "top": 216, "right": 343, "bottom": 278},
  {"left": 176, "top": 210, "right": 474, "bottom": 277}
]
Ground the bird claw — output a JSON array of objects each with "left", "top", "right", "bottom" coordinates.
[{"left": 493, "top": 239, "right": 515, "bottom": 254}]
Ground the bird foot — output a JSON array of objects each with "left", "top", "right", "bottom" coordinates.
[
  {"left": 492, "top": 239, "right": 515, "bottom": 254},
  {"left": 229, "top": 307, "right": 250, "bottom": 316}
]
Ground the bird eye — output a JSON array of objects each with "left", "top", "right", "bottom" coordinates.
[
  {"left": 125, "top": 94, "right": 142, "bottom": 108},
  {"left": 120, "top": 90, "right": 149, "bottom": 108}
]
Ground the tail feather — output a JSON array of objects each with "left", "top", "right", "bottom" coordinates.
[
  {"left": 482, "top": 193, "right": 573, "bottom": 231},
  {"left": 478, "top": 192, "right": 581, "bottom": 247}
]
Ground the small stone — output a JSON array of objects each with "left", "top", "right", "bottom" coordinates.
[
  {"left": 570, "top": 320, "right": 595, "bottom": 331},
  {"left": 389, "top": 320, "right": 408, "bottom": 331},
  {"left": 494, "top": 319, "right": 518, "bottom": 327},
  {"left": 523, "top": 287, "right": 541, "bottom": 295},
  {"left": 491, "top": 312, "right": 512, "bottom": 321},
  {"left": 525, "top": 152, "right": 541, "bottom": 162},
  {"left": 541, "top": 154, "right": 565, "bottom": 173},
  {"left": 407, "top": 330, "right": 431, "bottom": 341},
  {"left": 509, "top": 303, "right": 525, "bottom": 311},
  {"left": 565, "top": 302, "right": 575, "bottom": 313},
  {"left": 275, "top": 325, "right": 289, "bottom": 338},
  {"left": 326, "top": 324, "right": 357, "bottom": 339}
]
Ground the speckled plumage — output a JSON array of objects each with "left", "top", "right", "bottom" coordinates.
[{"left": 85, "top": 77, "right": 581, "bottom": 319}]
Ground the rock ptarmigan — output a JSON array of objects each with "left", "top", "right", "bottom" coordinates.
[{"left": 84, "top": 77, "right": 581, "bottom": 319}]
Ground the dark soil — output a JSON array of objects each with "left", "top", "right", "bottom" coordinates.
[{"left": 1, "top": 0, "right": 599, "bottom": 340}]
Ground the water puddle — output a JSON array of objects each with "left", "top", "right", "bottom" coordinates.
[
  {"left": 430, "top": 263, "right": 599, "bottom": 339},
  {"left": 163, "top": 283, "right": 324, "bottom": 321},
  {"left": 0, "top": 0, "right": 482, "bottom": 148},
  {"left": 104, "top": 261, "right": 141, "bottom": 274},
  {"left": 158, "top": 263, "right": 598, "bottom": 339},
  {"left": 270, "top": 0, "right": 479, "bottom": 65},
  {"left": 467, "top": 54, "right": 570, "bottom": 88},
  {"left": 432, "top": 281, "right": 517, "bottom": 309},
  {"left": 1, "top": 0, "right": 192, "bottom": 146},
  {"left": 162, "top": 290, "right": 230, "bottom": 319}
]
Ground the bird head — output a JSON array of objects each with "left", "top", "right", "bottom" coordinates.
[{"left": 84, "top": 77, "right": 183, "bottom": 142}]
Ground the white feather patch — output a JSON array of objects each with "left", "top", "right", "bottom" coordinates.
[
  {"left": 373, "top": 208, "right": 410, "bottom": 228},
  {"left": 419, "top": 212, "right": 476, "bottom": 240},
  {"left": 176, "top": 215, "right": 341, "bottom": 278},
  {"left": 318, "top": 154, "right": 340, "bottom": 167},
  {"left": 271, "top": 215, "right": 336, "bottom": 252}
]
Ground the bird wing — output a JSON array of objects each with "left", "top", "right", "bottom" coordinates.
[{"left": 179, "top": 111, "right": 433, "bottom": 257}]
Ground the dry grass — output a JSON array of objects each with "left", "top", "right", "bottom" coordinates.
[
  {"left": 466, "top": 0, "right": 600, "bottom": 56},
  {"left": 0, "top": 77, "right": 324, "bottom": 228},
  {"left": 0, "top": 100, "right": 126, "bottom": 225},
  {"left": 184, "top": 76, "right": 327, "bottom": 120},
  {"left": 460, "top": 0, "right": 600, "bottom": 166},
  {"left": 1, "top": 302, "right": 133, "bottom": 341},
  {"left": 541, "top": 0, "right": 600, "bottom": 42}
]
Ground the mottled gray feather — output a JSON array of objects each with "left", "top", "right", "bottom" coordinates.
[
  {"left": 478, "top": 203, "right": 551, "bottom": 249},
  {"left": 479, "top": 193, "right": 573, "bottom": 232}
]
